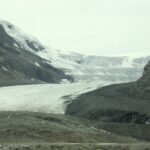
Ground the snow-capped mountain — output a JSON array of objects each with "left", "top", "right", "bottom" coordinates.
[
  {"left": 0, "top": 21, "right": 72, "bottom": 86},
  {"left": 0, "top": 20, "right": 150, "bottom": 85},
  {"left": 0, "top": 20, "right": 45, "bottom": 52}
]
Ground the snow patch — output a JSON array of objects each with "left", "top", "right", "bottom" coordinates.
[
  {"left": 35, "top": 62, "right": 40, "bottom": 67},
  {"left": 13, "top": 43, "right": 19, "bottom": 48},
  {"left": 2, "top": 66, "right": 8, "bottom": 71},
  {"left": 32, "top": 42, "right": 39, "bottom": 49}
]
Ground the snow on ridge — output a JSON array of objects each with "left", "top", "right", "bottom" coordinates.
[
  {"left": 37, "top": 46, "right": 150, "bottom": 83},
  {"left": 1, "top": 66, "right": 8, "bottom": 71},
  {"left": 35, "top": 62, "right": 41, "bottom": 67},
  {"left": 0, "top": 20, "right": 149, "bottom": 70},
  {"left": 0, "top": 20, "right": 45, "bottom": 52},
  {"left": 38, "top": 47, "right": 150, "bottom": 70}
]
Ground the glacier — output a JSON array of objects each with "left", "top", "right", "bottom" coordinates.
[
  {"left": 0, "top": 20, "right": 150, "bottom": 114},
  {"left": 0, "top": 81, "right": 109, "bottom": 114}
]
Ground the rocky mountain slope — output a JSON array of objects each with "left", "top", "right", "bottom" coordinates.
[
  {"left": 0, "top": 21, "right": 71, "bottom": 86},
  {"left": 66, "top": 61, "right": 150, "bottom": 124}
]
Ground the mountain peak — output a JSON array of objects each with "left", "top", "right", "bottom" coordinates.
[{"left": 0, "top": 20, "right": 45, "bottom": 52}]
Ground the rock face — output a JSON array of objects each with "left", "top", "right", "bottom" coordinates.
[
  {"left": 0, "top": 21, "right": 72, "bottom": 86},
  {"left": 66, "top": 61, "right": 150, "bottom": 123}
]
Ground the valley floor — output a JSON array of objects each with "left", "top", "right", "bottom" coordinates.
[{"left": 0, "top": 110, "right": 148, "bottom": 149}]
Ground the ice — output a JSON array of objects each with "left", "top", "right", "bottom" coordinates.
[
  {"left": 13, "top": 43, "right": 19, "bottom": 48},
  {"left": 2, "top": 66, "right": 8, "bottom": 71},
  {"left": 0, "top": 82, "right": 110, "bottom": 114},
  {"left": 35, "top": 62, "right": 40, "bottom": 67}
]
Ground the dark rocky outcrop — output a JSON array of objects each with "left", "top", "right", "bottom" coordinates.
[
  {"left": 66, "top": 61, "right": 150, "bottom": 123},
  {"left": 0, "top": 24, "right": 18, "bottom": 49}
]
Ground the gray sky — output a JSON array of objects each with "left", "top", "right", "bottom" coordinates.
[{"left": 0, "top": 0, "right": 150, "bottom": 55}]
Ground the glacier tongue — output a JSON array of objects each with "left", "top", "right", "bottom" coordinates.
[{"left": 0, "top": 81, "right": 108, "bottom": 114}]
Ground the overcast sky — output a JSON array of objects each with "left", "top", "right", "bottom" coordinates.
[{"left": 0, "top": 0, "right": 150, "bottom": 55}]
